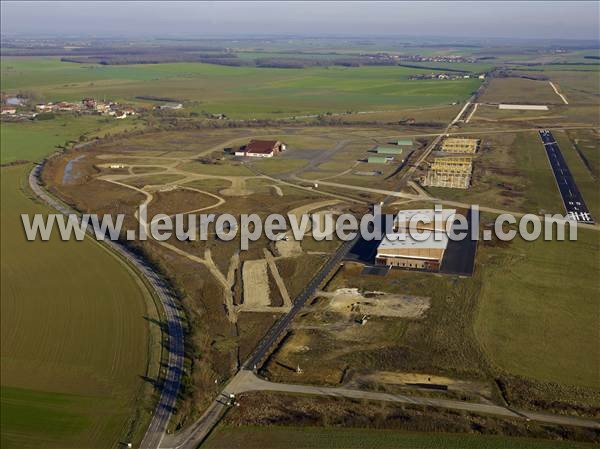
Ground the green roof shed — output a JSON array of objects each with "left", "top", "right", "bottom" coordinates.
[
  {"left": 368, "top": 156, "right": 388, "bottom": 164},
  {"left": 376, "top": 146, "right": 403, "bottom": 155}
]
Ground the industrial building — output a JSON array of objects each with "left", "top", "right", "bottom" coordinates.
[
  {"left": 422, "top": 156, "right": 472, "bottom": 189},
  {"left": 376, "top": 146, "right": 403, "bottom": 155},
  {"left": 441, "top": 137, "right": 479, "bottom": 154},
  {"left": 375, "top": 208, "right": 456, "bottom": 271},
  {"left": 394, "top": 208, "right": 456, "bottom": 232},
  {"left": 395, "top": 139, "right": 413, "bottom": 146},
  {"left": 375, "top": 232, "right": 449, "bottom": 270}
]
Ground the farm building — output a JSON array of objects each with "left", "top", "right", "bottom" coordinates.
[
  {"left": 440, "top": 137, "right": 479, "bottom": 154},
  {"left": 376, "top": 146, "right": 403, "bottom": 155},
  {"left": 375, "top": 231, "right": 449, "bottom": 271},
  {"left": 395, "top": 139, "right": 413, "bottom": 146},
  {"left": 238, "top": 140, "right": 286, "bottom": 158},
  {"left": 422, "top": 156, "right": 472, "bottom": 189},
  {"left": 368, "top": 156, "right": 391, "bottom": 164}
]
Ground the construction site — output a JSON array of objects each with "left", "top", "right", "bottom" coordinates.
[
  {"left": 441, "top": 137, "right": 480, "bottom": 154},
  {"left": 421, "top": 137, "right": 480, "bottom": 189}
]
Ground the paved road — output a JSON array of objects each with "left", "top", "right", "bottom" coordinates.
[
  {"left": 28, "top": 162, "right": 184, "bottom": 449},
  {"left": 539, "top": 130, "right": 594, "bottom": 224},
  {"left": 226, "top": 371, "right": 600, "bottom": 430}
]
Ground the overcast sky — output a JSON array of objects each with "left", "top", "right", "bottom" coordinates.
[{"left": 1, "top": 1, "right": 599, "bottom": 40}]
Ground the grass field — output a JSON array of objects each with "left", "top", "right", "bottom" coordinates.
[
  {"left": 478, "top": 78, "right": 563, "bottom": 105},
  {"left": 0, "top": 114, "right": 144, "bottom": 164},
  {"left": 204, "top": 426, "right": 596, "bottom": 449},
  {"left": 0, "top": 58, "right": 482, "bottom": 118},
  {"left": 475, "top": 229, "right": 600, "bottom": 389},
  {"left": 0, "top": 164, "right": 159, "bottom": 449}
]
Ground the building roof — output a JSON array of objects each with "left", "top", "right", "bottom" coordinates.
[
  {"left": 246, "top": 139, "right": 280, "bottom": 154},
  {"left": 377, "top": 231, "right": 449, "bottom": 251},
  {"left": 396, "top": 139, "right": 413, "bottom": 146},
  {"left": 376, "top": 146, "right": 403, "bottom": 154},
  {"left": 367, "top": 156, "right": 388, "bottom": 163},
  {"left": 395, "top": 209, "right": 457, "bottom": 225}
]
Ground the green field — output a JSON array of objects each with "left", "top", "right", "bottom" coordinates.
[
  {"left": 0, "top": 115, "right": 144, "bottom": 164},
  {"left": 1, "top": 113, "right": 158, "bottom": 448},
  {"left": 1, "top": 58, "right": 482, "bottom": 118},
  {"left": 476, "top": 229, "right": 600, "bottom": 389},
  {"left": 0, "top": 164, "right": 157, "bottom": 449},
  {"left": 204, "top": 426, "right": 596, "bottom": 449}
]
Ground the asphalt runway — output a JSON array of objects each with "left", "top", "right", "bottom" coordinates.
[{"left": 539, "top": 130, "right": 595, "bottom": 224}]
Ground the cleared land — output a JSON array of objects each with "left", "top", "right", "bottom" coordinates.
[{"left": 242, "top": 260, "right": 271, "bottom": 309}]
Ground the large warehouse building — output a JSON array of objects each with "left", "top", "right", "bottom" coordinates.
[
  {"left": 375, "top": 232, "right": 449, "bottom": 270},
  {"left": 376, "top": 209, "right": 456, "bottom": 271},
  {"left": 393, "top": 208, "right": 456, "bottom": 232}
]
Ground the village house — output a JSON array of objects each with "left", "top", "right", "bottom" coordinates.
[{"left": 1, "top": 106, "right": 17, "bottom": 115}]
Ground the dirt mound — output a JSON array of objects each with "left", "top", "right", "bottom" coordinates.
[{"left": 321, "top": 288, "right": 430, "bottom": 318}]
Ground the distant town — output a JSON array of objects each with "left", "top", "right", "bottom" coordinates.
[{"left": 0, "top": 94, "right": 183, "bottom": 120}]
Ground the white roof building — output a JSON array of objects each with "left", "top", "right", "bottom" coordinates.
[{"left": 394, "top": 208, "right": 456, "bottom": 232}]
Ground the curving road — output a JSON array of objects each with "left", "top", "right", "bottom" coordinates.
[
  {"left": 28, "top": 161, "right": 184, "bottom": 449},
  {"left": 226, "top": 371, "right": 600, "bottom": 430}
]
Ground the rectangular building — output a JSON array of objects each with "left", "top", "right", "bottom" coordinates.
[
  {"left": 375, "top": 232, "right": 449, "bottom": 271},
  {"left": 376, "top": 146, "right": 403, "bottom": 155},
  {"left": 396, "top": 139, "right": 413, "bottom": 146},
  {"left": 241, "top": 139, "right": 284, "bottom": 158},
  {"left": 368, "top": 156, "right": 389, "bottom": 164}
]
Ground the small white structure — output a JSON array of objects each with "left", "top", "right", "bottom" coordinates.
[
  {"left": 498, "top": 104, "right": 549, "bottom": 111},
  {"left": 159, "top": 103, "right": 183, "bottom": 110}
]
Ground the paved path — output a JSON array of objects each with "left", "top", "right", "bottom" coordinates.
[
  {"left": 224, "top": 371, "right": 600, "bottom": 430},
  {"left": 28, "top": 162, "right": 184, "bottom": 449},
  {"left": 549, "top": 81, "right": 569, "bottom": 105}
]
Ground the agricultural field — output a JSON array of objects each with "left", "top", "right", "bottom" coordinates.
[
  {"left": 0, "top": 114, "right": 145, "bottom": 164},
  {"left": 1, "top": 58, "right": 482, "bottom": 119},
  {"left": 0, "top": 165, "right": 159, "bottom": 449}
]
